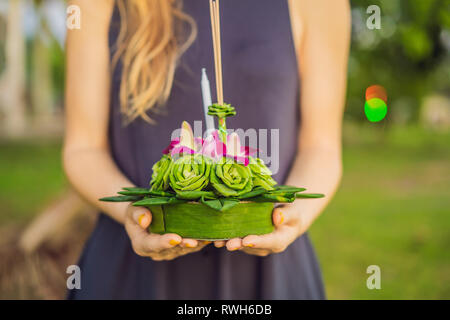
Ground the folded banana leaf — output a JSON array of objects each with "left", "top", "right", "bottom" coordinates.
[
  {"left": 144, "top": 202, "right": 274, "bottom": 240},
  {"left": 99, "top": 185, "right": 324, "bottom": 239}
]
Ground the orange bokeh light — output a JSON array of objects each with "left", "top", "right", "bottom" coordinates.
[{"left": 365, "top": 85, "right": 387, "bottom": 103}]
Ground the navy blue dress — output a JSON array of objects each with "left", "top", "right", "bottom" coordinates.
[{"left": 69, "top": 0, "right": 325, "bottom": 299}]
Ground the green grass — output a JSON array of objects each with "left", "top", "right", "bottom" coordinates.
[
  {"left": 0, "top": 124, "right": 449, "bottom": 299},
  {"left": 0, "top": 139, "right": 66, "bottom": 224},
  {"left": 310, "top": 123, "right": 450, "bottom": 299}
]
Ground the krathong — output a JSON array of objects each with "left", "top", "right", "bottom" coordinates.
[{"left": 100, "top": 105, "right": 324, "bottom": 239}]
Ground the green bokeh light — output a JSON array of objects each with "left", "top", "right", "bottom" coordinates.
[{"left": 364, "top": 98, "right": 387, "bottom": 122}]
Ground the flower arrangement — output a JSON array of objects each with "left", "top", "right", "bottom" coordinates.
[{"left": 100, "top": 104, "right": 324, "bottom": 239}]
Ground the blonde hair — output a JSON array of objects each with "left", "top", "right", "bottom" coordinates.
[{"left": 113, "top": 0, "right": 197, "bottom": 123}]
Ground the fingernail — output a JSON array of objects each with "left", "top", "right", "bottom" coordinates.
[
  {"left": 229, "top": 247, "right": 239, "bottom": 251},
  {"left": 185, "top": 243, "right": 195, "bottom": 248},
  {"left": 138, "top": 214, "right": 146, "bottom": 227},
  {"left": 245, "top": 244, "right": 254, "bottom": 248},
  {"left": 204, "top": 241, "right": 212, "bottom": 244},
  {"left": 169, "top": 240, "right": 180, "bottom": 246},
  {"left": 279, "top": 212, "right": 284, "bottom": 224}
]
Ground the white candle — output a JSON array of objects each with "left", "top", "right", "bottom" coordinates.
[{"left": 201, "top": 68, "right": 215, "bottom": 134}]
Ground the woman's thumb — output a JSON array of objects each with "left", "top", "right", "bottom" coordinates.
[{"left": 133, "top": 208, "right": 152, "bottom": 228}]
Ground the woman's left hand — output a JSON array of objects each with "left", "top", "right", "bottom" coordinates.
[{"left": 213, "top": 205, "right": 308, "bottom": 256}]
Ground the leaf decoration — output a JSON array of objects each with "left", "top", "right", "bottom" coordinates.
[
  {"left": 99, "top": 195, "right": 142, "bottom": 202},
  {"left": 237, "top": 187, "right": 267, "bottom": 199},
  {"left": 122, "top": 187, "right": 151, "bottom": 192},
  {"left": 169, "top": 154, "right": 212, "bottom": 193},
  {"left": 99, "top": 125, "right": 326, "bottom": 212},
  {"left": 175, "top": 190, "right": 217, "bottom": 200},
  {"left": 150, "top": 155, "right": 172, "bottom": 191},
  {"left": 133, "top": 197, "right": 170, "bottom": 206},
  {"left": 119, "top": 188, "right": 175, "bottom": 197},
  {"left": 247, "top": 193, "right": 295, "bottom": 203},
  {"left": 199, "top": 197, "right": 240, "bottom": 212},
  {"left": 207, "top": 103, "right": 236, "bottom": 118},
  {"left": 210, "top": 157, "right": 253, "bottom": 197},
  {"left": 118, "top": 190, "right": 151, "bottom": 196},
  {"left": 272, "top": 185, "right": 307, "bottom": 193},
  {"left": 249, "top": 157, "right": 277, "bottom": 190},
  {"left": 219, "top": 198, "right": 240, "bottom": 211},
  {"left": 200, "top": 197, "right": 223, "bottom": 211},
  {"left": 133, "top": 197, "right": 187, "bottom": 206},
  {"left": 149, "top": 190, "right": 176, "bottom": 197},
  {"left": 262, "top": 193, "right": 295, "bottom": 203},
  {"left": 295, "top": 193, "right": 325, "bottom": 199},
  {"left": 101, "top": 182, "right": 324, "bottom": 210},
  {"left": 167, "top": 197, "right": 188, "bottom": 204}
]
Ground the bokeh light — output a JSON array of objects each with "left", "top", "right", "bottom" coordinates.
[
  {"left": 365, "top": 85, "right": 388, "bottom": 122},
  {"left": 365, "top": 85, "right": 387, "bottom": 103},
  {"left": 365, "top": 98, "right": 387, "bottom": 122}
]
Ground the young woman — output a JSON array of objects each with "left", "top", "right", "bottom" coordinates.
[{"left": 64, "top": 0, "right": 350, "bottom": 299}]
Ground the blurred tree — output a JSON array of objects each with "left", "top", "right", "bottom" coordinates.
[
  {"left": 347, "top": 0, "right": 450, "bottom": 123},
  {"left": 31, "top": 0, "right": 55, "bottom": 125},
  {"left": 0, "top": 0, "right": 26, "bottom": 136}
]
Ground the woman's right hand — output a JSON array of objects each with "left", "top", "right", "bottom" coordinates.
[{"left": 124, "top": 204, "right": 209, "bottom": 261}]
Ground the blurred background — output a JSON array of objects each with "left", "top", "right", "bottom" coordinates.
[{"left": 0, "top": 0, "right": 448, "bottom": 299}]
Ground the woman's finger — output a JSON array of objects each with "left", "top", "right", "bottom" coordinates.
[
  {"left": 272, "top": 207, "right": 284, "bottom": 227},
  {"left": 181, "top": 238, "right": 199, "bottom": 248},
  {"left": 273, "top": 206, "right": 301, "bottom": 228},
  {"left": 125, "top": 209, "right": 152, "bottom": 245},
  {"left": 158, "top": 241, "right": 208, "bottom": 260},
  {"left": 242, "top": 225, "right": 295, "bottom": 251},
  {"left": 214, "top": 240, "right": 226, "bottom": 248},
  {"left": 165, "top": 241, "right": 208, "bottom": 257},
  {"left": 132, "top": 207, "right": 152, "bottom": 228},
  {"left": 141, "top": 233, "right": 182, "bottom": 253},
  {"left": 226, "top": 238, "right": 242, "bottom": 251},
  {"left": 186, "top": 241, "right": 209, "bottom": 252}
]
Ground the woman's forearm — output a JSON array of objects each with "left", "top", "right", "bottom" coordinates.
[
  {"left": 63, "top": 147, "right": 134, "bottom": 224},
  {"left": 284, "top": 147, "right": 342, "bottom": 232}
]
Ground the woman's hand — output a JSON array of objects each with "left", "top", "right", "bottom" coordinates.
[
  {"left": 213, "top": 205, "right": 308, "bottom": 256},
  {"left": 125, "top": 204, "right": 210, "bottom": 261}
]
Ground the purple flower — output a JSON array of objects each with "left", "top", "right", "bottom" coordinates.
[
  {"left": 162, "top": 121, "right": 203, "bottom": 157},
  {"left": 200, "top": 131, "right": 226, "bottom": 161},
  {"left": 162, "top": 122, "right": 257, "bottom": 166},
  {"left": 225, "top": 132, "right": 257, "bottom": 166}
]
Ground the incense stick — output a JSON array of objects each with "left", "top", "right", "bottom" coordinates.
[
  {"left": 209, "top": 0, "right": 224, "bottom": 105},
  {"left": 214, "top": 0, "right": 223, "bottom": 105},
  {"left": 209, "top": 1, "right": 219, "bottom": 103}
]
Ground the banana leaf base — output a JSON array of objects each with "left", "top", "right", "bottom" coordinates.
[{"left": 145, "top": 202, "right": 275, "bottom": 240}]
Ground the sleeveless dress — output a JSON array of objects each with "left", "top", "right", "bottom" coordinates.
[{"left": 69, "top": 0, "right": 325, "bottom": 300}]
